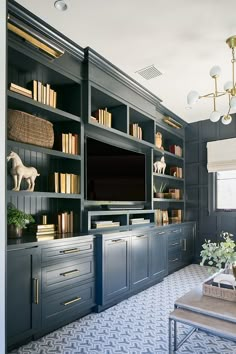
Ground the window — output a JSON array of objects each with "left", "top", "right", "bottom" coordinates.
[{"left": 216, "top": 170, "right": 236, "bottom": 210}]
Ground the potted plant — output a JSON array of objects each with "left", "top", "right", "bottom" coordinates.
[
  {"left": 200, "top": 231, "right": 236, "bottom": 273},
  {"left": 153, "top": 182, "right": 166, "bottom": 198},
  {"left": 7, "top": 205, "right": 35, "bottom": 238}
]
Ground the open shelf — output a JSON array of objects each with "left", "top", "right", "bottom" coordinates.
[{"left": 8, "top": 191, "right": 82, "bottom": 199}]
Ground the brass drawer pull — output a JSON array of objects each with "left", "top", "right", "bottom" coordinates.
[
  {"left": 60, "top": 248, "right": 80, "bottom": 254},
  {"left": 60, "top": 269, "right": 80, "bottom": 277},
  {"left": 136, "top": 235, "right": 145, "bottom": 238},
  {"left": 183, "top": 238, "right": 187, "bottom": 251},
  {"left": 112, "top": 239, "right": 124, "bottom": 243},
  {"left": 63, "top": 296, "right": 81, "bottom": 306},
  {"left": 158, "top": 232, "right": 165, "bottom": 235},
  {"left": 170, "top": 242, "right": 179, "bottom": 246},
  {"left": 172, "top": 230, "right": 180, "bottom": 233},
  {"left": 33, "top": 278, "right": 39, "bottom": 304},
  {"left": 170, "top": 258, "right": 179, "bottom": 262}
]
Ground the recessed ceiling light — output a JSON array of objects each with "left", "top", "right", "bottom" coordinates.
[{"left": 54, "top": 0, "right": 68, "bottom": 11}]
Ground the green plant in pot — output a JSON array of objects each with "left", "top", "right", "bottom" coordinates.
[
  {"left": 200, "top": 231, "right": 236, "bottom": 274},
  {"left": 153, "top": 182, "right": 166, "bottom": 198},
  {"left": 7, "top": 205, "right": 35, "bottom": 238}
]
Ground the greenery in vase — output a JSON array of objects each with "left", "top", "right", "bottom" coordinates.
[
  {"left": 200, "top": 231, "right": 236, "bottom": 271},
  {"left": 153, "top": 182, "right": 166, "bottom": 194},
  {"left": 7, "top": 205, "right": 35, "bottom": 229}
]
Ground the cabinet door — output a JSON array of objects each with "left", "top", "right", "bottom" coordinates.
[
  {"left": 103, "top": 237, "right": 130, "bottom": 302},
  {"left": 150, "top": 231, "right": 167, "bottom": 280},
  {"left": 182, "top": 224, "right": 195, "bottom": 264},
  {"left": 7, "top": 247, "right": 41, "bottom": 348},
  {"left": 131, "top": 234, "right": 149, "bottom": 290}
]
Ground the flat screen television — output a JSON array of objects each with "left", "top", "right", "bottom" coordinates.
[{"left": 86, "top": 137, "right": 146, "bottom": 202}]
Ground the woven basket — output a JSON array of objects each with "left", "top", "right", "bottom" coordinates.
[
  {"left": 8, "top": 109, "right": 54, "bottom": 149},
  {"left": 203, "top": 278, "right": 236, "bottom": 302}
]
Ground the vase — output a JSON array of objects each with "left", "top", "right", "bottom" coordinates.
[
  {"left": 224, "top": 262, "right": 231, "bottom": 274},
  {"left": 8, "top": 224, "right": 23, "bottom": 238}
]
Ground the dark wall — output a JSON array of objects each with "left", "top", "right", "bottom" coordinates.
[{"left": 185, "top": 115, "right": 236, "bottom": 259}]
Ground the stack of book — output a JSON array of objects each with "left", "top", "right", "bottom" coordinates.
[
  {"left": 130, "top": 218, "right": 150, "bottom": 225},
  {"left": 28, "top": 80, "right": 57, "bottom": 108},
  {"left": 91, "top": 108, "right": 112, "bottom": 127},
  {"left": 92, "top": 220, "right": 120, "bottom": 229},
  {"left": 170, "top": 209, "right": 182, "bottom": 223},
  {"left": 58, "top": 211, "right": 74, "bottom": 233},
  {"left": 29, "top": 224, "right": 56, "bottom": 241},
  {"left": 52, "top": 173, "right": 80, "bottom": 194},
  {"left": 170, "top": 166, "right": 183, "bottom": 178},
  {"left": 9, "top": 83, "right": 32, "bottom": 98},
  {"left": 130, "top": 123, "right": 142, "bottom": 139},
  {"left": 59, "top": 133, "right": 79, "bottom": 155},
  {"left": 169, "top": 145, "right": 183, "bottom": 157},
  {"left": 169, "top": 188, "right": 181, "bottom": 200}
]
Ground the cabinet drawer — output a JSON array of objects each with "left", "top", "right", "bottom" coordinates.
[
  {"left": 168, "top": 250, "right": 182, "bottom": 273},
  {"left": 42, "top": 281, "right": 95, "bottom": 327},
  {"left": 168, "top": 234, "right": 181, "bottom": 251},
  {"left": 42, "top": 240, "right": 94, "bottom": 264},
  {"left": 42, "top": 256, "right": 94, "bottom": 293}
]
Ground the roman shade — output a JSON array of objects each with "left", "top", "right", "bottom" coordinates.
[{"left": 207, "top": 138, "right": 236, "bottom": 172}]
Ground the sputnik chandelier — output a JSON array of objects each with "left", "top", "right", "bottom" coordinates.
[{"left": 187, "top": 36, "right": 236, "bottom": 125}]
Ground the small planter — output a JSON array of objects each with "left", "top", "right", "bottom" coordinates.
[
  {"left": 154, "top": 192, "right": 164, "bottom": 198},
  {"left": 8, "top": 224, "right": 23, "bottom": 238}
]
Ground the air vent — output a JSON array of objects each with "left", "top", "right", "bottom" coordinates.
[{"left": 136, "top": 64, "right": 162, "bottom": 80}]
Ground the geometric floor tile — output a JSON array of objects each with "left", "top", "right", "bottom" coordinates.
[{"left": 9, "top": 264, "right": 236, "bottom": 354}]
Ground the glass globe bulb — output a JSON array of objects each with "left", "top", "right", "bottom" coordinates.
[
  {"left": 54, "top": 0, "right": 68, "bottom": 11},
  {"left": 230, "top": 96, "right": 236, "bottom": 109},
  {"left": 209, "top": 111, "right": 221, "bottom": 122},
  {"left": 224, "top": 81, "right": 234, "bottom": 91},
  {"left": 209, "top": 66, "right": 221, "bottom": 78},
  {"left": 221, "top": 114, "right": 232, "bottom": 125},
  {"left": 187, "top": 91, "right": 199, "bottom": 105}
]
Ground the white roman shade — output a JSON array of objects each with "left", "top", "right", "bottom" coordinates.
[{"left": 207, "top": 138, "right": 236, "bottom": 172}]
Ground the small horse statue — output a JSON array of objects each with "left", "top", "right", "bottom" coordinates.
[
  {"left": 153, "top": 156, "right": 166, "bottom": 174},
  {"left": 7, "top": 151, "right": 40, "bottom": 192}
]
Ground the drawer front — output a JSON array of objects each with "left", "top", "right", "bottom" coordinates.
[
  {"left": 42, "top": 240, "right": 94, "bottom": 264},
  {"left": 42, "top": 281, "right": 95, "bottom": 327},
  {"left": 168, "top": 234, "right": 181, "bottom": 252},
  {"left": 42, "top": 256, "right": 94, "bottom": 293},
  {"left": 168, "top": 250, "right": 182, "bottom": 273}
]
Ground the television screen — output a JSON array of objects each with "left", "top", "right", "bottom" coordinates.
[{"left": 86, "top": 137, "right": 146, "bottom": 202}]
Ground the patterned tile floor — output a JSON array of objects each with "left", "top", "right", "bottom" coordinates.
[{"left": 10, "top": 264, "right": 236, "bottom": 354}]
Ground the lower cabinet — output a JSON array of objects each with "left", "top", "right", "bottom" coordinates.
[
  {"left": 181, "top": 223, "right": 195, "bottom": 265},
  {"left": 7, "top": 236, "right": 95, "bottom": 350},
  {"left": 7, "top": 247, "right": 41, "bottom": 349},
  {"left": 96, "top": 229, "right": 168, "bottom": 311}
]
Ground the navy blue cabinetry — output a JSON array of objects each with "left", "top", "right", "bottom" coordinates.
[
  {"left": 181, "top": 223, "right": 195, "bottom": 265},
  {"left": 150, "top": 229, "right": 168, "bottom": 280},
  {"left": 7, "top": 247, "right": 41, "bottom": 350},
  {"left": 131, "top": 233, "right": 149, "bottom": 290}
]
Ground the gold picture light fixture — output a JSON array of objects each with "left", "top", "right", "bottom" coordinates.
[
  {"left": 8, "top": 14, "right": 65, "bottom": 59},
  {"left": 187, "top": 36, "right": 236, "bottom": 125}
]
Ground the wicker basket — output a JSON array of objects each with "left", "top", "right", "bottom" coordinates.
[
  {"left": 203, "top": 278, "right": 236, "bottom": 302},
  {"left": 8, "top": 109, "right": 54, "bottom": 149}
]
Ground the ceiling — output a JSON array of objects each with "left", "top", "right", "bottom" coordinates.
[{"left": 15, "top": 0, "right": 236, "bottom": 123}]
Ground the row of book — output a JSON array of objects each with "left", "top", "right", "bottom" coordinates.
[
  {"left": 58, "top": 211, "right": 74, "bottom": 234},
  {"left": 29, "top": 80, "right": 57, "bottom": 108},
  {"left": 52, "top": 173, "right": 80, "bottom": 194},
  {"left": 92, "top": 220, "right": 120, "bottom": 229},
  {"left": 58, "top": 133, "right": 80, "bottom": 155},
  {"left": 91, "top": 108, "right": 112, "bottom": 127},
  {"left": 169, "top": 167, "right": 183, "bottom": 178},
  {"left": 130, "top": 123, "right": 142, "bottom": 140},
  {"left": 169, "top": 145, "right": 183, "bottom": 157},
  {"left": 130, "top": 218, "right": 150, "bottom": 225}
]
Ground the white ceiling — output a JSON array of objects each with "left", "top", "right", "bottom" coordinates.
[{"left": 15, "top": 0, "right": 236, "bottom": 123}]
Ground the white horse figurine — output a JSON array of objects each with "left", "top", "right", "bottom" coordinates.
[
  {"left": 7, "top": 151, "right": 40, "bottom": 192},
  {"left": 153, "top": 156, "right": 166, "bottom": 174}
]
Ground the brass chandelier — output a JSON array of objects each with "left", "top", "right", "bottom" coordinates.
[{"left": 187, "top": 36, "right": 236, "bottom": 125}]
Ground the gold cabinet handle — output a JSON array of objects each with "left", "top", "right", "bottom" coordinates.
[
  {"left": 60, "top": 248, "right": 80, "bottom": 254},
  {"left": 136, "top": 235, "right": 146, "bottom": 238},
  {"left": 170, "top": 258, "right": 179, "bottom": 262},
  {"left": 63, "top": 296, "right": 81, "bottom": 306},
  {"left": 172, "top": 230, "right": 180, "bottom": 233},
  {"left": 171, "top": 242, "right": 179, "bottom": 246},
  {"left": 112, "top": 239, "right": 124, "bottom": 243},
  {"left": 60, "top": 269, "right": 80, "bottom": 277},
  {"left": 33, "top": 278, "right": 39, "bottom": 304},
  {"left": 158, "top": 232, "right": 165, "bottom": 235},
  {"left": 183, "top": 238, "right": 187, "bottom": 251}
]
